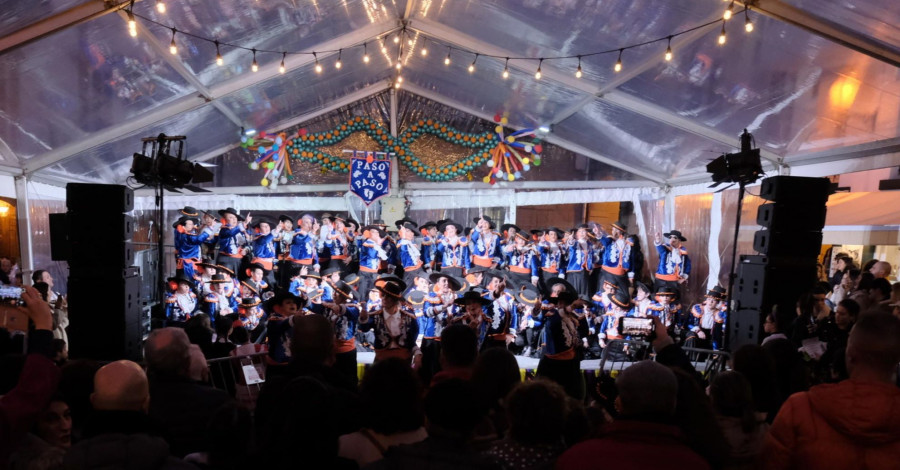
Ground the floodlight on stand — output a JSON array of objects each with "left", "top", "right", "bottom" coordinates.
[{"left": 706, "top": 129, "right": 762, "bottom": 188}]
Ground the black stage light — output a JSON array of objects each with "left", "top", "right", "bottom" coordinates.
[{"left": 707, "top": 129, "right": 763, "bottom": 188}]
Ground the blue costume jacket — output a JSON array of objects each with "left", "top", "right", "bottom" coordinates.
[
  {"left": 654, "top": 243, "right": 691, "bottom": 282},
  {"left": 288, "top": 230, "right": 318, "bottom": 265},
  {"left": 435, "top": 236, "right": 470, "bottom": 270},
  {"left": 482, "top": 290, "right": 518, "bottom": 341},
  {"left": 470, "top": 230, "right": 502, "bottom": 267},
  {"left": 565, "top": 240, "right": 593, "bottom": 273},
  {"left": 358, "top": 307, "right": 420, "bottom": 351},
  {"left": 537, "top": 241, "right": 565, "bottom": 275},
  {"left": 164, "top": 291, "right": 197, "bottom": 323},
  {"left": 217, "top": 223, "right": 247, "bottom": 256},
  {"left": 598, "top": 236, "right": 635, "bottom": 276},
  {"left": 505, "top": 246, "right": 539, "bottom": 277},
  {"left": 397, "top": 239, "right": 423, "bottom": 271}
]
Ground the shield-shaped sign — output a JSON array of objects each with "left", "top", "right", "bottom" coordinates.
[{"left": 349, "top": 157, "right": 391, "bottom": 206}]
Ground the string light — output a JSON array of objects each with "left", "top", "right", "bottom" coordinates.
[
  {"left": 393, "top": 34, "right": 400, "bottom": 44},
  {"left": 614, "top": 49, "right": 623, "bottom": 72},
  {"left": 534, "top": 58, "right": 543, "bottom": 80},
  {"left": 664, "top": 36, "right": 673, "bottom": 61},
  {"left": 251, "top": 48, "right": 258, "bottom": 72},
  {"left": 314, "top": 52, "right": 322, "bottom": 73},
  {"left": 444, "top": 47, "right": 451, "bottom": 66},
  {"left": 724, "top": 1, "right": 734, "bottom": 20},
  {"left": 215, "top": 40, "right": 223, "bottom": 66},
  {"left": 279, "top": 52, "right": 286, "bottom": 74},
  {"left": 468, "top": 53, "right": 477, "bottom": 73},
  {"left": 363, "top": 42, "right": 370, "bottom": 63},
  {"left": 168, "top": 28, "right": 177, "bottom": 55},
  {"left": 502, "top": 58, "right": 509, "bottom": 79},
  {"left": 335, "top": 49, "right": 342, "bottom": 69},
  {"left": 381, "top": 41, "right": 388, "bottom": 54},
  {"left": 744, "top": 8, "right": 754, "bottom": 33},
  {"left": 156, "top": 0, "right": 165, "bottom": 13},
  {"left": 718, "top": 21, "right": 727, "bottom": 45},
  {"left": 420, "top": 38, "right": 428, "bottom": 56},
  {"left": 126, "top": 3, "right": 137, "bottom": 37},
  {"left": 395, "top": 46, "right": 402, "bottom": 70},
  {"left": 575, "top": 56, "right": 582, "bottom": 78}
]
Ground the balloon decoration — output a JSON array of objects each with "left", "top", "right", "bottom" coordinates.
[{"left": 242, "top": 115, "right": 544, "bottom": 187}]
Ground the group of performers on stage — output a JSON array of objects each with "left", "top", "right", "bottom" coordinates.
[{"left": 164, "top": 206, "right": 728, "bottom": 382}]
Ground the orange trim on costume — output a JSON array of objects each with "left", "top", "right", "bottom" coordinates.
[
  {"left": 404, "top": 262, "right": 423, "bottom": 271},
  {"left": 541, "top": 267, "right": 559, "bottom": 274},
  {"left": 224, "top": 253, "right": 243, "bottom": 259},
  {"left": 472, "top": 256, "right": 494, "bottom": 268},
  {"left": 359, "top": 266, "right": 378, "bottom": 273},
  {"left": 250, "top": 258, "right": 275, "bottom": 270},
  {"left": 602, "top": 266, "right": 626, "bottom": 276},
  {"left": 545, "top": 348, "right": 575, "bottom": 360},
  {"left": 335, "top": 338, "right": 356, "bottom": 354},
  {"left": 290, "top": 258, "right": 314, "bottom": 265},
  {"left": 656, "top": 272, "right": 681, "bottom": 282},
  {"left": 509, "top": 265, "right": 531, "bottom": 274},
  {"left": 374, "top": 348, "right": 412, "bottom": 363}
]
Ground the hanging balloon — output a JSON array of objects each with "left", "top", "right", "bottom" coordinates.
[
  {"left": 279, "top": 176, "right": 288, "bottom": 184},
  {"left": 249, "top": 162, "right": 259, "bottom": 170},
  {"left": 261, "top": 178, "right": 269, "bottom": 187}
]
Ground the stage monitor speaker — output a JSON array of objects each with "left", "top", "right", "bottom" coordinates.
[
  {"left": 67, "top": 272, "right": 143, "bottom": 361},
  {"left": 753, "top": 230, "right": 823, "bottom": 259},
  {"left": 756, "top": 203, "right": 827, "bottom": 232},
  {"left": 66, "top": 183, "right": 133, "bottom": 213},
  {"left": 758, "top": 176, "right": 832, "bottom": 205},
  {"left": 67, "top": 212, "right": 134, "bottom": 243},
  {"left": 49, "top": 213, "right": 70, "bottom": 261}
]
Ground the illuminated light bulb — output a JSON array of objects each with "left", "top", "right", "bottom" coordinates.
[
  {"left": 745, "top": 9, "right": 754, "bottom": 32},
  {"left": 724, "top": 1, "right": 734, "bottom": 20},
  {"left": 395, "top": 62, "right": 402, "bottom": 70},
  {"left": 394, "top": 80, "right": 401, "bottom": 89},
  {"left": 251, "top": 49, "right": 258, "bottom": 72},
  {"left": 718, "top": 22, "right": 727, "bottom": 45},
  {"left": 335, "top": 49, "right": 342, "bottom": 69},
  {"left": 614, "top": 49, "right": 623, "bottom": 72},
  {"left": 397, "top": 75, "right": 404, "bottom": 83},
  {"left": 575, "top": 56, "right": 583, "bottom": 78},
  {"left": 421, "top": 46, "right": 428, "bottom": 56},
  {"left": 393, "top": 35, "right": 400, "bottom": 44},
  {"left": 469, "top": 54, "right": 478, "bottom": 73},
  {"left": 156, "top": 0, "right": 165, "bottom": 13},
  {"left": 534, "top": 59, "right": 543, "bottom": 80},
  {"left": 215, "top": 41, "right": 223, "bottom": 66},
  {"left": 502, "top": 59, "right": 510, "bottom": 79},
  {"left": 381, "top": 45, "right": 388, "bottom": 53},
  {"left": 168, "top": 28, "right": 177, "bottom": 55},
  {"left": 279, "top": 53, "right": 286, "bottom": 74},
  {"left": 314, "top": 52, "right": 322, "bottom": 73},
  {"left": 408, "top": 39, "right": 414, "bottom": 46}
]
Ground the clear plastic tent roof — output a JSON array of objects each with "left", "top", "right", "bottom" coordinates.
[{"left": 0, "top": 0, "right": 898, "bottom": 187}]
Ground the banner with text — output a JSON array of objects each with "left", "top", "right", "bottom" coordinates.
[{"left": 350, "top": 157, "right": 391, "bottom": 206}]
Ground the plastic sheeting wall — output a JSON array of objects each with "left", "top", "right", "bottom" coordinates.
[
  {"left": 717, "top": 189, "right": 765, "bottom": 291},
  {"left": 674, "top": 194, "right": 713, "bottom": 304},
  {"left": 28, "top": 199, "right": 68, "bottom": 294}
]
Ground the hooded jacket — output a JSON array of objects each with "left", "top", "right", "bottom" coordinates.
[{"left": 763, "top": 379, "right": 900, "bottom": 469}]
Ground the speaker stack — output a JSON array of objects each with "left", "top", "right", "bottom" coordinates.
[
  {"left": 62, "top": 183, "right": 148, "bottom": 361},
  {"left": 730, "top": 176, "right": 831, "bottom": 351}
]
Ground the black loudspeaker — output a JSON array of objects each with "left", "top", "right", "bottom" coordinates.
[
  {"left": 49, "top": 213, "right": 70, "bottom": 261},
  {"left": 66, "top": 183, "right": 134, "bottom": 212},
  {"left": 758, "top": 176, "right": 832, "bottom": 205},
  {"left": 68, "top": 240, "right": 134, "bottom": 268},
  {"left": 756, "top": 203, "right": 827, "bottom": 231},
  {"left": 67, "top": 272, "right": 144, "bottom": 360},
  {"left": 67, "top": 213, "right": 134, "bottom": 243},
  {"left": 752, "top": 230, "right": 824, "bottom": 259}
]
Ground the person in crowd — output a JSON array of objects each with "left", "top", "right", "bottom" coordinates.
[
  {"left": 184, "top": 402, "right": 255, "bottom": 470},
  {"left": 0, "top": 256, "right": 16, "bottom": 285},
  {"left": 647, "top": 286, "right": 681, "bottom": 335},
  {"left": 788, "top": 289, "right": 827, "bottom": 347},
  {"left": 763, "top": 311, "right": 900, "bottom": 469},
  {"left": 816, "top": 298, "right": 859, "bottom": 382},
  {"left": 829, "top": 253, "right": 853, "bottom": 289},
  {"left": 358, "top": 277, "right": 420, "bottom": 364},
  {"left": 596, "top": 221, "right": 635, "bottom": 295},
  {"left": 631, "top": 281, "right": 653, "bottom": 317},
  {"left": 485, "top": 380, "right": 569, "bottom": 470},
  {"left": 366, "top": 379, "right": 497, "bottom": 470},
  {"left": 33, "top": 280, "right": 68, "bottom": 345},
  {"left": 760, "top": 309, "right": 787, "bottom": 345},
  {"left": 240, "top": 262, "right": 270, "bottom": 300},
  {"left": 653, "top": 229, "right": 691, "bottom": 294},
  {"left": 143, "top": 327, "right": 233, "bottom": 458},
  {"left": 31, "top": 269, "right": 59, "bottom": 304},
  {"left": 732, "top": 345, "right": 780, "bottom": 421},
  {"left": 869, "top": 277, "right": 892, "bottom": 311},
  {"left": 709, "top": 371, "right": 769, "bottom": 470},
  {"left": 63, "top": 360, "right": 195, "bottom": 469},
  {"left": 430, "top": 323, "right": 478, "bottom": 385},
  {"left": 597, "top": 289, "right": 633, "bottom": 352},
  {"left": 10, "top": 393, "right": 72, "bottom": 469},
  {"left": 829, "top": 267, "right": 855, "bottom": 305},
  {"left": 203, "top": 273, "right": 237, "bottom": 326},
  {"left": 557, "top": 360, "right": 711, "bottom": 470},
  {"left": 869, "top": 260, "right": 892, "bottom": 280},
  {"left": 338, "top": 358, "right": 427, "bottom": 468},
  {"left": 50, "top": 338, "right": 68, "bottom": 366},
  {"left": 184, "top": 314, "right": 215, "bottom": 358},
  {"left": 165, "top": 272, "right": 199, "bottom": 327},
  {"left": 209, "top": 317, "right": 236, "bottom": 359},
  {"left": 471, "top": 348, "right": 521, "bottom": 446},
  {"left": 850, "top": 271, "right": 875, "bottom": 311},
  {"left": 263, "top": 290, "right": 307, "bottom": 365},
  {"left": 0, "top": 286, "right": 60, "bottom": 465},
  {"left": 420, "top": 273, "right": 463, "bottom": 383}
]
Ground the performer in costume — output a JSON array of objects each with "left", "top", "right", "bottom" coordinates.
[
  {"left": 514, "top": 287, "right": 544, "bottom": 358},
  {"left": 537, "top": 227, "right": 566, "bottom": 296},
  {"left": 310, "top": 280, "right": 362, "bottom": 386},
  {"left": 235, "top": 297, "right": 264, "bottom": 332},
  {"left": 499, "top": 223, "right": 522, "bottom": 255},
  {"left": 287, "top": 214, "right": 319, "bottom": 273},
  {"left": 194, "top": 258, "right": 217, "bottom": 295},
  {"left": 564, "top": 225, "right": 594, "bottom": 297},
  {"left": 435, "top": 220, "right": 469, "bottom": 278},
  {"left": 241, "top": 262, "right": 270, "bottom": 299},
  {"left": 263, "top": 291, "right": 307, "bottom": 366},
  {"left": 470, "top": 216, "right": 502, "bottom": 269},
  {"left": 597, "top": 221, "right": 635, "bottom": 295},
  {"left": 480, "top": 270, "right": 518, "bottom": 351},
  {"left": 396, "top": 221, "right": 425, "bottom": 288},
  {"left": 503, "top": 231, "right": 539, "bottom": 288},
  {"left": 274, "top": 214, "right": 295, "bottom": 288},
  {"left": 164, "top": 273, "right": 199, "bottom": 326},
  {"left": 465, "top": 265, "right": 487, "bottom": 290},
  {"left": 358, "top": 277, "right": 420, "bottom": 363},
  {"left": 317, "top": 213, "right": 334, "bottom": 269},
  {"left": 173, "top": 209, "right": 215, "bottom": 281},
  {"left": 248, "top": 217, "right": 278, "bottom": 287},
  {"left": 689, "top": 285, "right": 727, "bottom": 350},
  {"left": 358, "top": 225, "right": 389, "bottom": 300},
  {"left": 215, "top": 207, "right": 252, "bottom": 277},
  {"left": 421, "top": 272, "right": 463, "bottom": 384},
  {"left": 536, "top": 288, "right": 585, "bottom": 399},
  {"left": 419, "top": 221, "right": 439, "bottom": 272},
  {"left": 324, "top": 215, "right": 352, "bottom": 274},
  {"left": 591, "top": 280, "right": 617, "bottom": 316},
  {"left": 204, "top": 273, "right": 237, "bottom": 327},
  {"left": 597, "top": 289, "right": 634, "bottom": 350},
  {"left": 653, "top": 230, "right": 691, "bottom": 295},
  {"left": 452, "top": 289, "right": 491, "bottom": 349},
  {"left": 647, "top": 287, "right": 682, "bottom": 336}
]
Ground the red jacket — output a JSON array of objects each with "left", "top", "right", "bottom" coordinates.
[
  {"left": 763, "top": 379, "right": 900, "bottom": 469},
  {"left": 556, "top": 420, "right": 711, "bottom": 470}
]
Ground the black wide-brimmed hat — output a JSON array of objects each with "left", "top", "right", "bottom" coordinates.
[
  {"left": 251, "top": 218, "right": 273, "bottom": 229},
  {"left": 345, "top": 218, "right": 359, "bottom": 229},
  {"left": 419, "top": 221, "right": 438, "bottom": 231},
  {"left": 547, "top": 290, "right": 579, "bottom": 304},
  {"left": 546, "top": 277, "right": 576, "bottom": 295},
  {"left": 513, "top": 231, "right": 530, "bottom": 241},
  {"left": 167, "top": 273, "right": 194, "bottom": 287},
  {"left": 454, "top": 289, "right": 492, "bottom": 306},
  {"left": 394, "top": 217, "right": 417, "bottom": 228},
  {"left": 196, "top": 258, "right": 217, "bottom": 270},
  {"left": 438, "top": 219, "right": 464, "bottom": 234},
  {"left": 180, "top": 206, "right": 202, "bottom": 217},
  {"left": 611, "top": 289, "right": 632, "bottom": 309},
  {"left": 655, "top": 287, "right": 678, "bottom": 301},
  {"left": 278, "top": 214, "right": 294, "bottom": 223},
  {"left": 707, "top": 285, "right": 727, "bottom": 300},
  {"left": 473, "top": 215, "right": 496, "bottom": 230},
  {"left": 215, "top": 265, "right": 235, "bottom": 277},
  {"left": 500, "top": 223, "right": 522, "bottom": 234},
  {"left": 429, "top": 272, "right": 463, "bottom": 291},
  {"left": 373, "top": 219, "right": 388, "bottom": 229},
  {"left": 483, "top": 269, "right": 507, "bottom": 283},
  {"left": 246, "top": 262, "right": 266, "bottom": 275},
  {"left": 264, "top": 290, "right": 307, "bottom": 313},
  {"left": 375, "top": 277, "right": 406, "bottom": 299},
  {"left": 361, "top": 225, "right": 387, "bottom": 238},
  {"left": 218, "top": 207, "right": 245, "bottom": 221},
  {"left": 516, "top": 286, "right": 541, "bottom": 306},
  {"left": 399, "top": 221, "right": 418, "bottom": 233},
  {"left": 545, "top": 227, "right": 565, "bottom": 238},
  {"left": 611, "top": 221, "right": 628, "bottom": 232},
  {"left": 343, "top": 273, "right": 360, "bottom": 288},
  {"left": 330, "top": 280, "right": 358, "bottom": 301},
  {"left": 404, "top": 289, "right": 426, "bottom": 307},
  {"left": 321, "top": 266, "right": 341, "bottom": 278},
  {"left": 240, "top": 297, "right": 261, "bottom": 308},
  {"left": 663, "top": 230, "right": 687, "bottom": 242},
  {"left": 320, "top": 213, "right": 334, "bottom": 222},
  {"left": 172, "top": 215, "right": 200, "bottom": 228},
  {"left": 207, "top": 273, "right": 230, "bottom": 284}
]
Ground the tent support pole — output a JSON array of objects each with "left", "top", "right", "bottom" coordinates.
[
  {"left": 389, "top": 88, "right": 400, "bottom": 195},
  {"left": 14, "top": 176, "right": 34, "bottom": 280}
]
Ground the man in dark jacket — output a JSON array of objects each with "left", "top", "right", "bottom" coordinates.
[
  {"left": 144, "top": 327, "right": 232, "bottom": 457},
  {"left": 63, "top": 360, "right": 194, "bottom": 469},
  {"left": 556, "top": 360, "right": 711, "bottom": 470}
]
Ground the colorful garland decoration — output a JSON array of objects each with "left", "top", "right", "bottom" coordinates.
[{"left": 241, "top": 115, "right": 544, "bottom": 186}]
